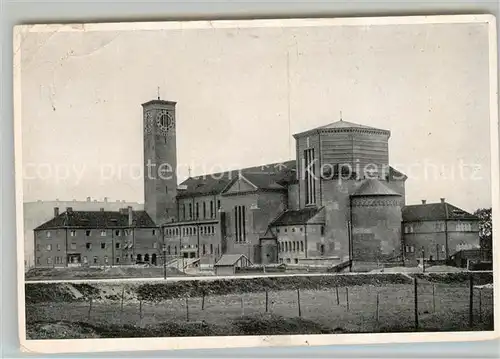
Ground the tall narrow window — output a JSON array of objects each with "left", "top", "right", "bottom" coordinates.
[
  {"left": 203, "top": 202, "right": 207, "bottom": 218},
  {"left": 241, "top": 206, "right": 247, "bottom": 242},
  {"left": 234, "top": 205, "right": 246, "bottom": 242},
  {"left": 189, "top": 203, "right": 193, "bottom": 219},
  {"left": 196, "top": 203, "right": 199, "bottom": 219},
  {"left": 210, "top": 201, "right": 214, "bottom": 218},
  {"left": 234, "top": 206, "right": 238, "bottom": 242},
  {"left": 304, "top": 148, "right": 316, "bottom": 205},
  {"left": 182, "top": 204, "right": 186, "bottom": 220}
]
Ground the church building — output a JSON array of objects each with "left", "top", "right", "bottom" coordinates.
[{"left": 33, "top": 96, "right": 479, "bottom": 271}]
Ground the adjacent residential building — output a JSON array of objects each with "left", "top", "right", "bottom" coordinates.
[
  {"left": 402, "top": 199, "right": 480, "bottom": 263},
  {"left": 34, "top": 206, "right": 159, "bottom": 267},
  {"left": 24, "top": 198, "right": 142, "bottom": 268}
]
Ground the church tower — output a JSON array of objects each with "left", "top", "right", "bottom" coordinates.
[{"left": 142, "top": 98, "right": 178, "bottom": 224}]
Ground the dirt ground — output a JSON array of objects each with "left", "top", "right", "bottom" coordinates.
[{"left": 26, "top": 283, "right": 494, "bottom": 339}]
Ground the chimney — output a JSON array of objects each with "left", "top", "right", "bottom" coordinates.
[
  {"left": 440, "top": 198, "right": 445, "bottom": 203},
  {"left": 54, "top": 207, "right": 59, "bottom": 217},
  {"left": 66, "top": 207, "right": 73, "bottom": 214},
  {"left": 104, "top": 197, "right": 108, "bottom": 203},
  {"left": 128, "top": 206, "right": 133, "bottom": 226},
  {"left": 86, "top": 196, "right": 91, "bottom": 202},
  {"left": 100, "top": 208, "right": 104, "bottom": 212},
  {"left": 421, "top": 200, "right": 426, "bottom": 205}
]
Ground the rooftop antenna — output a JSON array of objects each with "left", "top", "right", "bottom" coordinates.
[
  {"left": 157, "top": 86, "right": 160, "bottom": 100},
  {"left": 340, "top": 110, "right": 343, "bottom": 121},
  {"left": 188, "top": 166, "right": 192, "bottom": 178}
]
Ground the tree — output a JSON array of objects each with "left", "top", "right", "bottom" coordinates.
[{"left": 473, "top": 208, "right": 492, "bottom": 250}]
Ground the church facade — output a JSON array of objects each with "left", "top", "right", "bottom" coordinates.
[
  {"left": 146, "top": 97, "right": 408, "bottom": 270},
  {"left": 33, "top": 96, "right": 480, "bottom": 271}
]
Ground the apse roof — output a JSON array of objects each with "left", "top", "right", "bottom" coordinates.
[{"left": 351, "top": 178, "right": 401, "bottom": 197}]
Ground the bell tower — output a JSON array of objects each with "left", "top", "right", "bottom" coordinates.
[{"left": 142, "top": 97, "right": 178, "bottom": 225}]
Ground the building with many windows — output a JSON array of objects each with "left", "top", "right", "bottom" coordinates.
[
  {"left": 33, "top": 96, "right": 479, "bottom": 271},
  {"left": 402, "top": 198, "right": 480, "bottom": 264}
]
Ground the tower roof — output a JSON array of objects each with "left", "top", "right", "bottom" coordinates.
[
  {"left": 351, "top": 178, "right": 401, "bottom": 197},
  {"left": 141, "top": 99, "right": 177, "bottom": 107},
  {"left": 293, "top": 120, "right": 390, "bottom": 138}
]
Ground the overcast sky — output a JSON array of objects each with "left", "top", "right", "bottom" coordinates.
[{"left": 19, "top": 20, "right": 492, "bottom": 212}]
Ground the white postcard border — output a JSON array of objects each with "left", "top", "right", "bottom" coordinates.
[{"left": 14, "top": 14, "right": 499, "bottom": 354}]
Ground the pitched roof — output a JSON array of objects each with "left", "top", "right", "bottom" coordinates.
[
  {"left": 260, "top": 227, "right": 277, "bottom": 239},
  {"left": 294, "top": 120, "right": 390, "bottom": 137},
  {"left": 215, "top": 254, "right": 251, "bottom": 266},
  {"left": 177, "top": 160, "right": 297, "bottom": 197},
  {"left": 34, "top": 210, "right": 156, "bottom": 230},
  {"left": 402, "top": 202, "right": 478, "bottom": 222},
  {"left": 351, "top": 179, "right": 401, "bottom": 197},
  {"left": 270, "top": 207, "right": 325, "bottom": 226}
]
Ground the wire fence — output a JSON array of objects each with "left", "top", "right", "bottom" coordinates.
[{"left": 27, "top": 277, "right": 494, "bottom": 335}]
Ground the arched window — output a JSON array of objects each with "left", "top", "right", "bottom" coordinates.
[
  {"left": 152, "top": 253, "right": 157, "bottom": 265},
  {"left": 293, "top": 242, "right": 296, "bottom": 252},
  {"left": 144, "top": 253, "right": 150, "bottom": 262},
  {"left": 300, "top": 241, "right": 304, "bottom": 252},
  {"left": 285, "top": 242, "right": 288, "bottom": 252},
  {"left": 137, "top": 254, "right": 142, "bottom": 262}
]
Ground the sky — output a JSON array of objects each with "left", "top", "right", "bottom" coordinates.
[{"left": 19, "top": 21, "right": 493, "bottom": 212}]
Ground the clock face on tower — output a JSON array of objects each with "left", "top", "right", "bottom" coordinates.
[{"left": 156, "top": 109, "right": 175, "bottom": 136}]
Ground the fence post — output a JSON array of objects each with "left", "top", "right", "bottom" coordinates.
[
  {"left": 202, "top": 292, "right": 206, "bottom": 311},
  {"left": 469, "top": 275, "right": 474, "bottom": 328},
  {"left": 376, "top": 292, "right": 380, "bottom": 323},
  {"left": 414, "top": 277, "right": 419, "bottom": 330},
  {"left": 346, "top": 287, "right": 350, "bottom": 312},
  {"left": 120, "top": 286, "right": 125, "bottom": 323},
  {"left": 139, "top": 300, "right": 143, "bottom": 327},
  {"left": 87, "top": 297, "right": 93, "bottom": 320},
  {"left": 241, "top": 295, "right": 245, "bottom": 316},
  {"left": 336, "top": 286, "right": 340, "bottom": 305},
  {"left": 265, "top": 290, "right": 269, "bottom": 313},
  {"left": 479, "top": 288, "right": 482, "bottom": 321},
  {"left": 432, "top": 284, "right": 436, "bottom": 313},
  {"left": 185, "top": 297, "right": 190, "bottom": 322},
  {"left": 297, "top": 289, "right": 302, "bottom": 317}
]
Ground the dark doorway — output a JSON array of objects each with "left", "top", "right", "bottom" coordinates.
[
  {"left": 137, "top": 254, "right": 142, "bottom": 262},
  {"left": 152, "top": 253, "right": 157, "bottom": 265},
  {"left": 144, "top": 253, "right": 150, "bottom": 262}
]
